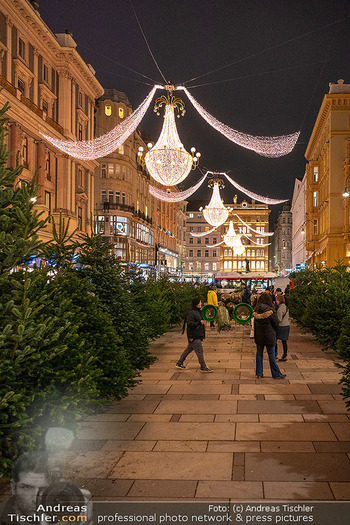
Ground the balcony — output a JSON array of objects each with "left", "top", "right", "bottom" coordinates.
[
  {"left": 0, "top": 75, "right": 17, "bottom": 97},
  {"left": 103, "top": 202, "right": 135, "bottom": 213}
]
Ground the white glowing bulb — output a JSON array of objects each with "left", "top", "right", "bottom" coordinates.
[
  {"left": 177, "top": 87, "right": 300, "bottom": 158},
  {"left": 223, "top": 221, "right": 246, "bottom": 256},
  {"left": 202, "top": 182, "right": 229, "bottom": 227}
]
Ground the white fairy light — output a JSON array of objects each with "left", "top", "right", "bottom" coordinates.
[
  {"left": 223, "top": 221, "right": 246, "bottom": 256},
  {"left": 40, "top": 86, "right": 161, "bottom": 160},
  {"left": 144, "top": 96, "right": 200, "bottom": 186},
  {"left": 234, "top": 214, "right": 274, "bottom": 236},
  {"left": 207, "top": 171, "right": 287, "bottom": 204},
  {"left": 190, "top": 226, "right": 217, "bottom": 237},
  {"left": 178, "top": 87, "right": 300, "bottom": 158},
  {"left": 247, "top": 238, "right": 272, "bottom": 247},
  {"left": 148, "top": 172, "right": 207, "bottom": 202},
  {"left": 202, "top": 182, "right": 229, "bottom": 227}
]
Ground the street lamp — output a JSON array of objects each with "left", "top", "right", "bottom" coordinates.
[
  {"left": 343, "top": 174, "right": 350, "bottom": 197},
  {"left": 301, "top": 218, "right": 316, "bottom": 268}
]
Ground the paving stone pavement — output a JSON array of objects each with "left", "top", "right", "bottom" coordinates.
[{"left": 1, "top": 321, "right": 350, "bottom": 502}]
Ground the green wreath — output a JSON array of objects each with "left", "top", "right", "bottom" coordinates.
[
  {"left": 233, "top": 303, "right": 254, "bottom": 324},
  {"left": 201, "top": 304, "right": 218, "bottom": 321}
]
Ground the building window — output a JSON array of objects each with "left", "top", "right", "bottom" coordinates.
[
  {"left": 101, "top": 190, "right": 107, "bottom": 203},
  {"left": 105, "top": 105, "right": 112, "bottom": 117},
  {"left": 251, "top": 260, "right": 255, "bottom": 269},
  {"left": 212, "top": 262, "right": 217, "bottom": 271},
  {"left": 108, "top": 190, "right": 113, "bottom": 203},
  {"left": 313, "top": 166, "right": 319, "bottom": 182},
  {"left": 260, "top": 261, "right": 264, "bottom": 269},
  {"left": 189, "top": 262, "right": 193, "bottom": 270},
  {"left": 22, "top": 137, "right": 28, "bottom": 165},
  {"left": 205, "top": 249, "right": 209, "bottom": 257},
  {"left": 197, "top": 238, "right": 201, "bottom": 244},
  {"left": 204, "top": 263, "right": 209, "bottom": 271},
  {"left": 17, "top": 78, "right": 25, "bottom": 96},
  {"left": 198, "top": 226, "right": 201, "bottom": 232},
  {"left": 43, "top": 65, "right": 49, "bottom": 82},
  {"left": 213, "top": 237, "right": 217, "bottom": 244},
  {"left": 189, "top": 213, "right": 194, "bottom": 218},
  {"left": 261, "top": 249, "right": 264, "bottom": 257},
  {"left": 313, "top": 191, "right": 318, "bottom": 207},
  {"left": 118, "top": 145, "right": 124, "bottom": 155},
  {"left": 213, "top": 250, "right": 217, "bottom": 257},
  {"left": 77, "top": 206, "right": 82, "bottom": 231},
  {"left": 78, "top": 123, "right": 83, "bottom": 141},
  {"left": 115, "top": 192, "right": 120, "bottom": 204},
  {"left": 45, "top": 153, "right": 51, "bottom": 181},
  {"left": 205, "top": 237, "right": 209, "bottom": 244},
  {"left": 77, "top": 168, "right": 83, "bottom": 187},
  {"left": 18, "top": 38, "right": 25, "bottom": 59},
  {"left": 232, "top": 260, "right": 237, "bottom": 269},
  {"left": 108, "top": 164, "right": 114, "bottom": 177},
  {"left": 189, "top": 226, "right": 193, "bottom": 232},
  {"left": 122, "top": 192, "right": 126, "bottom": 205},
  {"left": 197, "top": 250, "right": 201, "bottom": 257},
  {"left": 313, "top": 219, "right": 318, "bottom": 235},
  {"left": 78, "top": 91, "right": 83, "bottom": 108},
  {"left": 224, "top": 249, "right": 228, "bottom": 256},
  {"left": 119, "top": 107, "right": 124, "bottom": 119},
  {"left": 101, "top": 164, "right": 107, "bottom": 178},
  {"left": 189, "top": 250, "right": 193, "bottom": 257},
  {"left": 189, "top": 237, "right": 193, "bottom": 244},
  {"left": 257, "top": 249, "right": 260, "bottom": 257},
  {"left": 95, "top": 215, "right": 105, "bottom": 234}
]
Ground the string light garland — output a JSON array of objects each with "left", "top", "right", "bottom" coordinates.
[
  {"left": 217, "top": 172, "right": 287, "bottom": 204},
  {"left": 178, "top": 87, "right": 300, "bottom": 158},
  {"left": 234, "top": 214, "right": 274, "bottom": 236},
  {"left": 139, "top": 93, "right": 200, "bottom": 186},
  {"left": 41, "top": 85, "right": 160, "bottom": 159},
  {"left": 247, "top": 238, "right": 272, "bottom": 247},
  {"left": 190, "top": 226, "right": 217, "bottom": 237},
  {"left": 201, "top": 179, "right": 229, "bottom": 227},
  {"left": 148, "top": 172, "right": 207, "bottom": 202}
]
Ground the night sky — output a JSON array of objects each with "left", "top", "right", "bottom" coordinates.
[{"left": 39, "top": 0, "right": 350, "bottom": 222}]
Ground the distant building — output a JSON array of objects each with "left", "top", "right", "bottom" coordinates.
[
  {"left": 219, "top": 199, "right": 270, "bottom": 273},
  {"left": 305, "top": 79, "right": 350, "bottom": 268},
  {"left": 271, "top": 203, "right": 292, "bottom": 274},
  {"left": 291, "top": 174, "right": 307, "bottom": 270},
  {"left": 184, "top": 201, "right": 221, "bottom": 282}
]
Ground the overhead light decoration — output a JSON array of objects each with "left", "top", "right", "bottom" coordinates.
[
  {"left": 234, "top": 214, "right": 274, "bottom": 236},
  {"left": 223, "top": 221, "right": 246, "bottom": 256},
  {"left": 178, "top": 87, "right": 300, "bottom": 158},
  {"left": 201, "top": 178, "right": 229, "bottom": 227},
  {"left": 138, "top": 90, "right": 200, "bottom": 186},
  {"left": 149, "top": 172, "right": 207, "bottom": 202},
  {"left": 190, "top": 226, "right": 217, "bottom": 238},
  {"left": 40, "top": 86, "right": 160, "bottom": 160}
]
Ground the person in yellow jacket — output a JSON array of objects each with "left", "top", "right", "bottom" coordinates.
[{"left": 207, "top": 286, "right": 218, "bottom": 328}]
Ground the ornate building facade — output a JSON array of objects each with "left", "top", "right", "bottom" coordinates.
[
  {"left": 219, "top": 198, "right": 270, "bottom": 274},
  {"left": 270, "top": 203, "right": 292, "bottom": 274},
  {"left": 305, "top": 79, "right": 350, "bottom": 268},
  {"left": 291, "top": 173, "right": 307, "bottom": 270},
  {"left": 0, "top": 0, "right": 103, "bottom": 241}
]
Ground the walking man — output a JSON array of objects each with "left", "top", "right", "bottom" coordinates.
[{"left": 176, "top": 297, "right": 214, "bottom": 372}]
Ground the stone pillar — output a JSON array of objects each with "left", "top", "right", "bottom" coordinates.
[
  {"left": 9, "top": 123, "right": 21, "bottom": 169},
  {"left": 33, "top": 47, "right": 39, "bottom": 106},
  {"left": 57, "top": 69, "right": 72, "bottom": 135},
  {"left": 56, "top": 154, "right": 69, "bottom": 211},
  {"left": 36, "top": 141, "right": 46, "bottom": 199}
]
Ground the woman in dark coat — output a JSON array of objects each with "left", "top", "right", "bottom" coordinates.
[{"left": 253, "top": 292, "right": 286, "bottom": 379}]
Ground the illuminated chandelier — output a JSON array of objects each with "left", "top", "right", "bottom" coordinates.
[
  {"left": 224, "top": 221, "right": 246, "bottom": 256},
  {"left": 201, "top": 178, "right": 229, "bottom": 227},
  {"left": 138, "top": 92, "right": 200, "bottom": 186}
]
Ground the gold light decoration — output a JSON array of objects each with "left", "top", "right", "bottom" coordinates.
[
  {"left": 201, "top": 178, "right": 228, "bottom": 227},
  {"left": 223, "top": 221, "right": 246, "bottom": 256},
  {"left": 138, "top": 92, "right": 200, "bottom": 186}
]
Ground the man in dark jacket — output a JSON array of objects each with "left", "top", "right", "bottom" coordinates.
[
  {"left": 253, "top": 292, "right": 286, "bottom": 379},
  {"left": 241, "top": 283, "right": 251, "bottom": 305},
  {"left": 176, "top": 297, "right": 214, "bottom": 372}
]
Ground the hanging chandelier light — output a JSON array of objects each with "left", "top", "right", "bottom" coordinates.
[
  {"left": 223, "top": 221, "right": 246, "bottom": 256},
  {"left": 138, "top": 92, "right": 200, "bottom": 186},
  {"left": 201, "top": 178, "right": 229, "bottom": 227}
]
